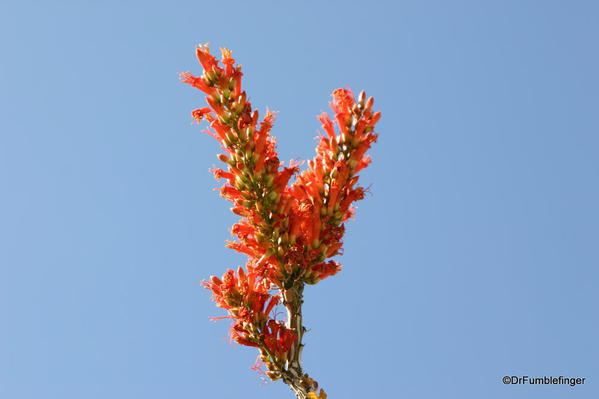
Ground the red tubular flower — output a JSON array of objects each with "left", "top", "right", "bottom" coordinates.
[
  {"left": 318, "top": 113, "right": 336, "bottom": 138},
  {"left": 263, "top": 320, "right": 297, "bottom": 358},
  {"left": 191, "top": 107, "right": 212, "bottom": 122},
  {"left": 195, "top": 44, "right": 220, "bottom": 72},
  {"left": 179, "top": 72, "right": 216, "bottom": 95},
  {"left": 304, "top": 261, "right": 342, "bottom": 285}
]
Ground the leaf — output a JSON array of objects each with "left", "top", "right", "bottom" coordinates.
[{"left": 307, "top": 393, "right": 319, "bottom": 399}]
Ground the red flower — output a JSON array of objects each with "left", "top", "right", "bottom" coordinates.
[
  {"left": 179, "top": 72, "right": 215, "bottom": 95},
  {"left": 263, "top": 320, "right": 296, "bottom": 358},
  {"left": 191, "top": 107, "right": 212, "bottom": 122}
]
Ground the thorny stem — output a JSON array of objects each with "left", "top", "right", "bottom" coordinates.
[{"left": 280, "top": 283, "right": 319, "bottom": 399}]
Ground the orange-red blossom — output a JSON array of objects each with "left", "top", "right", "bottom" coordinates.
[{"left": 182, "top": 45, "right": 380, "bottom": 382}]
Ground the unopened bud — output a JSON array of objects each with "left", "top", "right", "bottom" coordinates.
[
  {"left": 371, "top": 111, "right": 382, "bottom": 124},
  {"left": 218, "top": 115, "right": 229, "bottom": 127},
  {"left": 231, "top": 206, "right": 245, "bottom": 216},
  {"left": 358, "top": 90, "right": 366, "bottom": 107},
  {"left": 235, "top": 175, "right": 246, "bottom": 189},
  {"left": 205, "top": 71, "right": 215, "bottom": 85},
  {"left": 365, "top": 96, "right": 374, "bottom": 110},
  {"left": 235, "top": 267, "right": 244, "bottom": 280},
  {"left": 217, "top": 153, "right": 230, "bottom": 164},
  {"left": 268, "top": 191, "right": 279, "bottom": 202},
  {"left": 225, "top": 131, "right": 236, "bottom": 144},
  {"left": 265, "top": 174, "right": 274, "bottom": 187}
]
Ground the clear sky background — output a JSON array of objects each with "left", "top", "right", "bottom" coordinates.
[{"left": 1, "top": 1, "right": 598, "bottom": 398}]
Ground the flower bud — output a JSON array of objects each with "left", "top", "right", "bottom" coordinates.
[
  {"left": 217, "top": 153, "right": 230, "bottom": 164},
  {"left": 268, "top": 191, "right": 279, "bottom": 202},
  {"left": 365, "top": 96, "right": 374, "bottom": 110},
  {"left": 358, "top": 90, "right": 366, "bottom": 107},
  {"left": 371, "top": 111, "right": 381, "bottom": 124},
  {"left": 225, "top": 131, "right": 236, "bottom": 143},
  {"left": 237, "top": 266, "right": 246, "bottom": 280},
  {"left": 265, "top": 174, "right": 274, "bottom": 187}
]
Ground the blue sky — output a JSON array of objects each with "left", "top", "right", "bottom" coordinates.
[{"left": 1, "top": 1, "right": 598, "bottom": 398}]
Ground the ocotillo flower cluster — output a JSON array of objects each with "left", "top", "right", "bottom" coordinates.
[{"left": 181, "top": 44, "right": 380, "bottom": 399}]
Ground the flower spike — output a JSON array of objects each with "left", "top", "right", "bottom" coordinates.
[{"left": 182, "top": 44, "right": 380, "bottom": 399}]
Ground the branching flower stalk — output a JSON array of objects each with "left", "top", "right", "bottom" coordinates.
[{"left": 181, "top": 45, "right": 380, "bottom": 399}]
